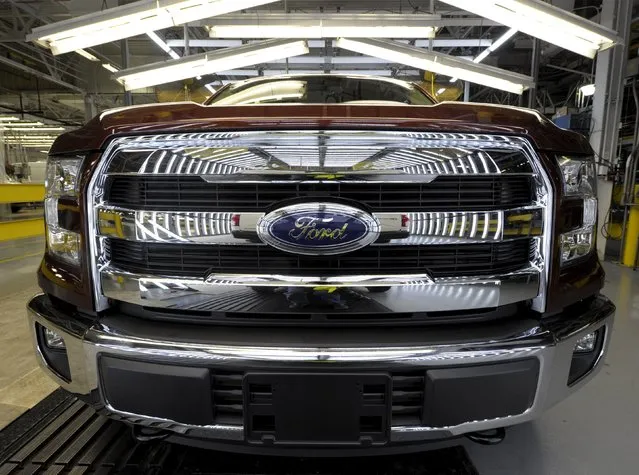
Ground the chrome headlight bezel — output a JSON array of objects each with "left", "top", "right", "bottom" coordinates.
[
  {"left": 44, "top": 156, "right": 84, "bottom": 265},
  {"left": 557, "top": 155, "right": 597, "bottom": 266}
]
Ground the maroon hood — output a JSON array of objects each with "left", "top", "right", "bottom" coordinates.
[{"left": 51, "top": 101, "right": 592, "bottom": 156}]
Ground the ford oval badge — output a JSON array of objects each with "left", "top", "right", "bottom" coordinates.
[{"left": 256, "top": 203, "right": 380, "bottom": 256}]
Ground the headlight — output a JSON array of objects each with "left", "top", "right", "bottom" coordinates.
[
  {"left": 45, "top": 156, "right": 83, "bottom": 264},
  {"left": 558, "top": 156, "right": 597, "bottom": 266}
]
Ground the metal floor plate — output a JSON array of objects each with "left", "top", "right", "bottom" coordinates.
[{"left": 0, "top": 390, "right": 479, "bottom": 474}]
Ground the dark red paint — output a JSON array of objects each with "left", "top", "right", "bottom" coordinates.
[
  {"left": 51, "top": 102, "right": 592, "bottom": 156},
  {"left": 44, "top": 101, "right": 600, "bottom": 315}
]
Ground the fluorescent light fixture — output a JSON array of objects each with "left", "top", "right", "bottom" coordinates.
[
  {"left": 205, "top": 84, "right": 217, "bottom": 94},
  {"left": 472, "top": 50, "right": 491, "bottom": 64},
  {"left": 5, "top": 137, "right": 57, "bottom": 139},
  {"left": 0, "top": 116, "right": 19, "bottom": 121},
  {"left": 208, "top": 13, "right": 438, "bottom": 39},
  {"left": 436, "top": 88, "right": 446, "bottom": 95},
  {"left": 337, "top": 37, "right": 534, "bottom": 94},
  {"left": 115, "top": 38, "right": 309, "bottom": 91},
  {"left": 0, "top": 127, "right": 65, "bottom": 131},
  {"left": 489, "top": 28, "right": 518, "bottom": 52},
  {"left": 438, "top": 0, "right": 620, "bottom": 59},
  {"left": 0, "top": 121, "right": 43, "bottom": 127},
  {"left": 579, "top": 84, "right": 596, "bottom": 96},
  {"left": 168, "top": 38, "right": 492, "bottom": 48},
  {"left": 3, "top": 133, "right": 57, "bottom": 137},
  {"left": 147, "top": 31, "right": 181, "bottom": 60},
  {"left": 450, "top": 28, "right": 517, "bottom": 82},
  {"left": 261, "top": 70, "right": 397, "bottom": 77},
  {"left": 75, "top": 48, "right": 100, "bottom": 61},
  {"left": 102, "top": 63, "right": 119, "bottom": 73},
  {"left": 27, "top": 0, "right": 279, "bottom": 55},
  {"left": 7, "top": 144, "right": 55, "bottom": 148}
]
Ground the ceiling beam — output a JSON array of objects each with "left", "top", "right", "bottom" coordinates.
[
  {"left": 0, "top": 56, "right": 85, "bottom": 93},
  {"left": 191, "top": 13, "right": 499, "bottom": 27},
  {"left": 167, "top": 38, "right": 494, "bottom": 48},
  {"left": 544, "top": 64, "right": 594, "bottom": 78}
]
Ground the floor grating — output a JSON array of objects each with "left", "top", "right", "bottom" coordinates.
[{"left": 0, "top": 390, "right": 479, "bottom": 475}]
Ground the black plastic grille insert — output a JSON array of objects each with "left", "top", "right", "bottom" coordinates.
[
  {"left": 106, "top": 239, "right": 533, "bottom": 279},
  {"left": 105, "top": 175, "right": 534, "bottom": 212}
]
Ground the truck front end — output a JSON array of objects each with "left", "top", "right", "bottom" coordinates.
[{"left": 28, "top": 77, "right": 614, "bottom": 454}]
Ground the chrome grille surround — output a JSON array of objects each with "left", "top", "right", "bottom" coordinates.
[{"left": 87, "top": 131, "right": 553, "bottom": 314}]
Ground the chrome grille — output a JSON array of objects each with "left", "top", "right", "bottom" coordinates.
[{"left": 88, "top": 130, "right": 552, "bottom": 316}]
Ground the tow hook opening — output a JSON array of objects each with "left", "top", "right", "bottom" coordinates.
[
  {"left": 465, "top": 427, "right": 506, "bottom": 445},
  {"left": 132, "top": 426, "right": 171, "bottom": 443}
]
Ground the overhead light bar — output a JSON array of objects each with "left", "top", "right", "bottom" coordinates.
[
  {"left": 0, "top": 116, "right": 19, "bottom": 121},
  {"left": 0, "top": 121, "right": 43, "bottom": 127},
  {"left": 75, "top": 49, "right": 100, "bottom": 61},
  {"left": 0, "top": 127, "right": 65, "bottom": 132},
  {"left": 147, "top": 31, "right": 180, "bottom": 60},
  {"left": 3, "top": 138, "right": 59, "bottom": 141},
  {"left": 336, "top": 37, "right": 534, "bottom": 95},
  {"left": 27, "top": 0, "right": 279, "bottom": 55},
  {"left": 102, "top": 63, "right": 119, "bottom": 73},
  {"left": 450, "top": 28, "right": 517, "bottom": 82},
  {"left": 168, "top": 38, "right": 493, "bottom": 48},
  {"left": 114, "top": 38, "right": 309, "bottom": 91},
  {"left": 579, "top": 84, "right": 596, "bottom": 97},
  {"left": 4, "top": 143, "right": 56, "bottom": 146},
  {"left": 438, "top": 0, "right": 620, "bottom": 59},
  {"left": 260, "top": 70, "right": 399, "bottom": 77},
  {"left": 207, "top": 13, "right": 439, "bottom": 39}
]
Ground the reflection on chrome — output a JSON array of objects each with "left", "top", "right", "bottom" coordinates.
[
  {"left": 100, "top": 266, "right": 539, "bottom": 313},
  {"left": 407, "top": 208, "right": 542, "bottom": 241},
  {"left": 103, "top": 131, "right": 534, "bottom": 175},
  {"left": 98, "top": 208, "right": 234, "bottom": 242},
  {"left": 87, "top": 130, "right": 551, "bottom": 313},
  {"left": 96, "top": 206, "right": 543, "bottom": 244}
]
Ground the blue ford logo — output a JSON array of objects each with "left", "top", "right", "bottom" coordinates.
[{"left": 257, "top": 203, "right": 380, "bottom": 256}]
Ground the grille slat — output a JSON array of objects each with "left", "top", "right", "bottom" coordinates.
[
  {"left": 211, "top": 371, "right": 244, "bottom": 425},
  {"left": 106, "top": 175, "right": 534, "bottom": 212},
  {"left": 107, "top": 239, "right": 532, "bottom": 278},
  {"left": 392, "top": 372, "right": 425, "bottom": 426}
]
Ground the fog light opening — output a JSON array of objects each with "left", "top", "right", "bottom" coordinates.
[
  {"left": 574, "top": 331, "right": 597, "bottom": 353},
  {"left": 36, "top": 323, "right": 71, "bottom": 382},
  {"left": 568, "top": 328, "right": 604, "bottom": 386},
  {"left": 43, "top": 327, "right": 66, "bottom": 350}
]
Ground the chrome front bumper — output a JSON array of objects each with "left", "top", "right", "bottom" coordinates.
[{"left": 27, "top": 294, "right": 614, "bottom": 447}]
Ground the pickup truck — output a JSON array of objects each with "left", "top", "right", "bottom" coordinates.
[{"left": 28, "top": 74, "right": 614, "bottom": 455}]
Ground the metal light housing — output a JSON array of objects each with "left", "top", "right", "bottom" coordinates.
[
  {"left": 335, "top": 37, "right": 534, "bottom": 94},
  {"left": 114, "top": 39, "right": 310, "bottom": 91},
  {"left": 27, "top": 0, "right": 278, "bottom": 55},
  {"left": 439, "top": 0, "right": 620, "bottom": 59}
]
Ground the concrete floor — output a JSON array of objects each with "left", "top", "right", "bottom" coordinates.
[
  {"left": 0, "top": 251, "right": 57, "bottom": 429},
  {"left": 0, "top": 244, "right": 637, "bottom": 473}
]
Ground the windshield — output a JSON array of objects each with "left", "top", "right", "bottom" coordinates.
[{"left": 206, "top": 76, "right": 434, "bottom": 106}]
